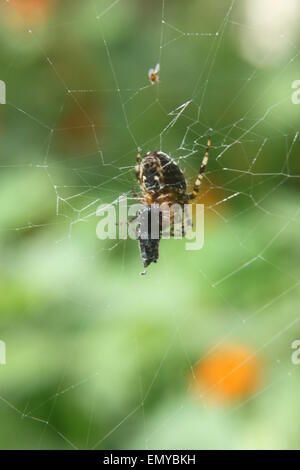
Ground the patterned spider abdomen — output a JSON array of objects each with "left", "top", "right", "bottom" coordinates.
[
  {"left": 140, "top": 151, "right": 186, "bottom": 195},
  {"left": 137, "top": 205, "right": 161, "bottom": 274}
]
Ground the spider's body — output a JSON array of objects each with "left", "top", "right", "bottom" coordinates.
[
  {"left": 134, "top": 139, "right": 211, "bottom": 273},
  {"left": 138, "top": 151, "right": 187, "bottom": 205},
  {"left": 148, "top": 63, "right": 160, "bottom": 85}
]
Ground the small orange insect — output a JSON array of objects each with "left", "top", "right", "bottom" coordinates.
[{"left": 148, "top": 63, "right": 160, "bottom": 85}]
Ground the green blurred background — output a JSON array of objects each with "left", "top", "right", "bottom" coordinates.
[{"left": 0, "top": 0, "right": 300, "bottom": 450}]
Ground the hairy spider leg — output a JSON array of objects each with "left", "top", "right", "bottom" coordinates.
[
  {"left": 168, "top": 212, "right": 193, "bottom": 237},
  {"left": 188, "top": 137, "right": 211, "bottom": 200},
  {"left": 135, "top": 150, "right": 141, "bottom": 182}
]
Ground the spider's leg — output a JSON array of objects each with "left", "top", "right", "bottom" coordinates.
[
  {"left": 169, "top": 224, "right": 186, "bottom": 238},
  {"left": 130, "top": 186, "right": 146, "bottom": 206},
  {"left": 135, "top": 149, "right": 141, "bottom": 182},
  {"left": 168, "top": 208, "right": 187, "bottom": 238},
  {"left": 128, "top": 216, "right": 136, "bottom": 224},
  {"left": 187, "top": 137, "right": 211, "bottom": 200},
  {"left": 184, "top": 208, "right": 193, "bottom": 235},
  {"left": 116, "top": 202, "right": 143, "bottom": 228},
  {"left": 116, "top": 216, "right": 137, "bottom": 227}
]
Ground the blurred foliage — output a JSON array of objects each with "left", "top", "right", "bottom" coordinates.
[{"left": 0, "top": 0, "right": 300, "bottom": 450}]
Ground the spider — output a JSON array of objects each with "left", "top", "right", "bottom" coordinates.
[
  {"left": 134, "top": 137, "right": 211, "bottom": 274},
  {"left": 148, "top": 63, "right": 160, "bottom": 85}
]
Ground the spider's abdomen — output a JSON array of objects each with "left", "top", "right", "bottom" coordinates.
[
  {"left": 140, "top": 151, "right": 186, "bottom": 194},
  {"left": 137, "top": 205, "right": 161, "bottom": 272}
]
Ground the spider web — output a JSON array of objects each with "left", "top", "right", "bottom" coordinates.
[{"left": 1, "top": 0, "right": 300, "bottom": 450}]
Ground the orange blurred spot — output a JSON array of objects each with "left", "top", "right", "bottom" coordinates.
[
  {"left": 192, "top": 344, "right": 261, "bottom": 403},
  {"left": 7, "top": 0, "right": 55, "bottom": 27}
]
